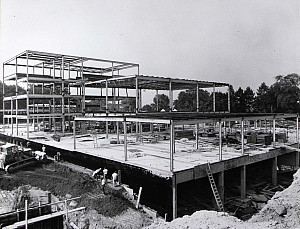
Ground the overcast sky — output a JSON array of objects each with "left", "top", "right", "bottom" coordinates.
[{"left": 1, "top": 0, "right": 299, "bottom": 94}]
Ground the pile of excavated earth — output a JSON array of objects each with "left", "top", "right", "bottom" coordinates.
[
  {"left": 0, "top": 161, "right": 154, "bottom": 228},
  {"left": 1, "top": 160, "right": 300, "bottom": 228},
  {"left": 146, "top": 169, "right": 300, "bottom": 229}
]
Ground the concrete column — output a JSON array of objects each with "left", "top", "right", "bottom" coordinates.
[
  {"left": 241, "top": 165, "right": 246, "bottom": 200},
  {"left": 124, "top": 119, "right": 128, "bottom": 161},
  {"left": 217, "top": 171, "right": 224, "bottom": 204},
  {"left": 271, "top": 157, "right": 277, "bottom": 186},
  {"left": 172, "top": 174, "right": 177, "bottom": 220}
]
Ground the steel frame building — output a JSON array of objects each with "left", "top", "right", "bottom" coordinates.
[
  {"left": 4, "top": 51, "right": 299, "bottom": 220},
  {"left": 2, "top": 50, "right": 231, "bottom": 140}
]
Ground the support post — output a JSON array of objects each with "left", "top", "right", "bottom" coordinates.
[
  {"left": 11, "top": 99, "right": 13, "bottom": 135},
  {"left": 271, "top": 157, "right": 277, "bottom": 186},
  {"left": 219, "top": 120, "right": 222, "bottom": 161},
  {"left": 73, "top": 120, "right": 76, "bottom": 149},
  {"left": 195, "top": 123, "right": 199, "bottom": 149},
  {"left": 213, "top": 84, "right": 216, "bottom": 112},
  {"left": 169, "top": 80, "right": 173, "bottom": 112},
  {"left": 26, "top": 51, "right": 29, "bottom": 139},
  {"left": 172, "top": 174, "right": 177, "bottom": 220},
  {"left": 296, "top": 116, "right": 299, "bottom": 148},
  {"left": 196, "top": 83, "right": 199, "bottom": 112},
  {"left": 170, "top": 120, "right": 175, "bottom": 172},
  {"left": 61, "top": 56, "right": 65, "bottom": 135},
  {"left": 240, "top": 165, "right": 246, "bottom": 200},
  {"left": 241, "top": 118, "right": 244, "bottom": 155},
  {"left": 156, "top": 89, "right": 159, "bottom": 112},
  {"left": 16, "top": 58, "right": 19, "bottom": 135},
  {"left": 116, "top": 121, "right": 119, "bottom": 143},
  {"left": 217, "top": 171, "right": 224, "bottom": 205},
  {"left": 227, "top": 85, "right": 231, "bottom": 112},
  {"left": 124, "top": 119, "right": 127, "bottom": 161},
  {"left": 2, "top": 63, "right": 5, "bottom": 133},
  {"left": 273, "top": 118, "right": 276, "bottom": 147},
  {"left": 135, "top": 77, "right": 139, "bottom": 113},
  {"left": 25, "top": 199, "right": 28, "bottom": 229}
]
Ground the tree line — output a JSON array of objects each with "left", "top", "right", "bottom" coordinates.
[
  {"left": 142, "top": 73, "right": 300, "bottom": 113},
  {"left": 0, "top": 73, "right": 299, "bottom": 114}
]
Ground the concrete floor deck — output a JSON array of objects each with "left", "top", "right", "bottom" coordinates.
[{"left": 2, "top": 124, "right": 297, "bottom": 178}]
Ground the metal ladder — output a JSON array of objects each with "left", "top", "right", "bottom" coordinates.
[
  {"left": 93, "top": 134, "right": 98, "bottom": 148},
  {"left": 206, "top": 163, "right": 224, "bottom": 212}
]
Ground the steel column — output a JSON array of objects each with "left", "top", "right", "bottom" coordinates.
[
  {"left": 219, "top": 121, "right": 222, "bottom": 161},
  {"left": 241, "top": 119, "right": 244, "bottom": 155},
  {"left": 26, "top": 51, "right": 29, "bottom": 139},
  {"left": 124, "top": 119, "right": 128, "bottom": 161}
]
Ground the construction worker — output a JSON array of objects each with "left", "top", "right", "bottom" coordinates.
[
  {"left": 92, "top": 168, "right": 102, "bottom": 180},
  {"left": 103, "top": 168, "right": 108, "bottom": 180},
  {"left": 111, "top": 171, "right": 118, "bottom": 186},
  {"left": 42, "top": 145, "right": 46, "bottom": 153},
  {"left": 101, "top": 177, "right": 106, "bottom": 193},
  {"left": 0, "top": 153, "right": 6, "bottom": 170}
]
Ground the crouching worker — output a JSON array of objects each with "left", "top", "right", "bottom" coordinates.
[
  {"left": 92, "top": 168, "right": 102, "bottom": 180},
  {"left": 34, "top": 151, "right": 47, "bottom": 163}
]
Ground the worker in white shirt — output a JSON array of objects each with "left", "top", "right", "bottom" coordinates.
[
  {"left": 103, "top": 168, "right": 108, "bottom": 180},
  {"left": 111, "top": 171, "right": 118, "bottom": 186},
  {"left": 92, "top": 168, "right": 102, "bottom": 180},
  {"left": 42, "top": 145, "right": 46, "bottom": 153},
  {"left": 0, "top": 154, "right": 6, "bottom": 170}
]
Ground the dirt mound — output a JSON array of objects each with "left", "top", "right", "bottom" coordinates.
[
  {"left": 0, "top": 163, "right": 131, "bottom": 217},
  {"left": 249, "top": 169, "right": 300, "bottom": 228},
  {"left": 146, "top": 169, "right": 300, "bottom": 229}
]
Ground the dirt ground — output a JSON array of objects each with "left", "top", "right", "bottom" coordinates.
[
  {"left": 146, "top": 169, "right": 300, "bottom": 229},
  {"left": 0, "top": 161, "right": 154, "bottom": 228}
]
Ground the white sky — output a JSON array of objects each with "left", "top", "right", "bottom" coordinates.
[{"left": 1, "top": 0, "right": 300, "bottom": 103}]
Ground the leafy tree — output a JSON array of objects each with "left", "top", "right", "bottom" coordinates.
[
  {"left": 153, "top": 94, "right": 170, "bottom": 111},
  {"left": 174, "top": 89, "right": 211, "bottom": 112},
  {"left": 142, "top": 104, "right": 155, "bottom": 112},
  {"left": 254, "top": 82, "right": 271, "bottom": 112},
  {"left": 271, "top": 73, "right": 300, "bottom": 113},
  {"left": 244, "top": 87, "right": 255, "bottom": 112}
]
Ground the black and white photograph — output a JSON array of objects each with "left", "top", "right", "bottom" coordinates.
[{"left": 0, "top": 0, "right": 300, "bottom": 228}]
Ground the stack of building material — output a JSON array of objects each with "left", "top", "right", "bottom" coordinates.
[
  {"left": 256, "top": 134, "right": 272, "bottom": 145},
  {"left": 276, "top": 133, "right": 287, "bottom": 143}
]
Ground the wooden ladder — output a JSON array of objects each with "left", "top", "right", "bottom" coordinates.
[{"left": 206, "top": 163, "right": 224, "bottom": 212}]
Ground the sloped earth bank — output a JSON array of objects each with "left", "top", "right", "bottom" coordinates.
[
  {"left": 0, "top": 162, "right": 153, "bottom": 228},
  {"left": 146, "top": 169, "right": 300, "bottom": 229}
]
